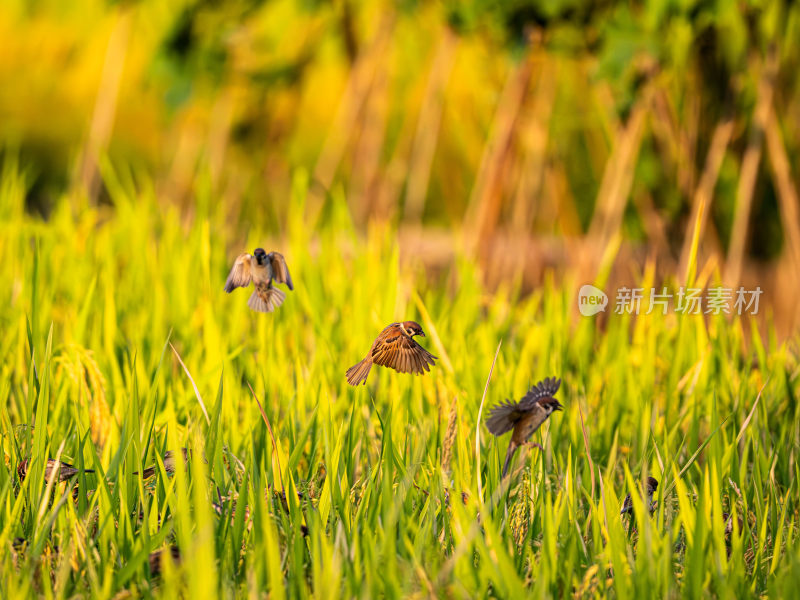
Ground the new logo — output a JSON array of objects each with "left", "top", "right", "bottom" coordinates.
[{"left": 578, "top": 284, "right": 608, "bottom": 316}]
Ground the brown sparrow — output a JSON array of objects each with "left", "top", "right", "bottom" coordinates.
[
  {"left": 486, "top": 377, "right": 563, "bottom": 477},
  {"left": 135, "top": 448, "right": 190, "bottom": 479},
  {"left": 148, "top": 546, "right": 181, "bottom": 577},
  {"left": 620, "top": 476, "right": 659, "bottom": 516},
  {"left": 17, "top": 458, "right": 94, "bottom": 483},
  {"left": 224, "top": 248, "right": 293, "bottom": 312},
  {"left": 721, "top": 511, "right": 743, "bottom": 536},
  {"left": 346, "top": 321, "right": 437, "bottom": 386}
]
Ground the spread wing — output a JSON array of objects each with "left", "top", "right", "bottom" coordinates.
[
  {"left": 517, "top": 376, "right": 561, "bottom": 411},
  {"left": 485, "top": 399, "right": 522, "bottom": 435},
  {"left": 224, "top": 253, "right": 253, "bottom": 292},
  {"left": 267, "top": 252, "right": 293, "bottom": 290},
  {"left": 371, "top": 332, "right": 436, "bottom": 375},
  {"left": 486, "top": 376, "right": 561, "bottom": 435}
]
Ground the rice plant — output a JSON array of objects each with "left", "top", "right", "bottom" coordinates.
[{"left": 1, "top": 163, "right": 798, "bottom": 598}]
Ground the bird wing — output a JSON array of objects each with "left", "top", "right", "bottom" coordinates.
[
  {"left": 371, "top": 330, "right": 436, "bottom": 374},
  {"left": 517, "top": 376, "right": 561, "bottom": 411},
  {"left": 267, "top": 252, "right": 293, "bottom": 290},
  {"left": 485, "top": 399, "right": 522, "bottom": 435},
  {"left": 487, "top": 376, "right": 561, "bottom": 435},
  {"left": 224, "top": 253, "right": 253, "bottom": 292}
]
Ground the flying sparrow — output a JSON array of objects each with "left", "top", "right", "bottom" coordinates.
[
  {"left": 620, "top": 476, "right": 659, "bottom": 516},
  {"left": 17, "top": 458, "right": 95, "bottom": 483},
  {"left": 486, "top": 377, "right": 563, "bottom": 477},
  {"left": 345, "top": 321, "right": 437, "bottom": 386},
  {"left": 224, "top": 248, "right": 293, "bottom": 313}
]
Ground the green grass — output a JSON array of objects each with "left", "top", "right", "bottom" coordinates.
[{"left": 1, "top": 165, "right": 799, "bottom": 598}]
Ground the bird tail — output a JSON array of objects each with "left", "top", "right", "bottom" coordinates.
[
  {"left": 134, "top": 467, "right": 156, "bottom": 479},
  {"left": 502, "top": 441, "right": 519, "bottom": 478},
  {"left": 58, "top": 465, "right": 94, "bottom": 479},
  {"left": 346, "top": 357, "right": 372, "bottom": 386},
  {"left": 249, "top": 287, "right": 285, "bottom": 313}
]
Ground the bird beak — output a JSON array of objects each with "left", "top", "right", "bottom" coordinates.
[
  {"left": 419, "top": 331, "right": 426, "bottom": 337},
  {"left": 555, "top": 403, "right": 564, "bottom": 411}
]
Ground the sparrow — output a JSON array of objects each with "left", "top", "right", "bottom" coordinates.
[
  {"left": 212, "top": 499, "right": 309, "bottom": 536},
  {"left": 16, "top": 458, "right": 95, "bottom": 483},
  {"left": 721, "top": 512, "right": 744, "bottom": 535},
  {"left": 135, "top": 448, "right": 191, "bottom": 479},
  {"left": 485, "top": 377, "right": 563, "bottom": 477},
  {"left": 148, "top": 545, "right": 181, "bottom": 578},
  {"left": 620, "top": 476, "right": 659, "bottom": 516},
  {"left": 345, "top": 321, "right": 437, "bottom": 386},
  {"left": 224, "top": 248, "right": 293, "bottom": 313},
  {"left": 721, "top": 511, "right": 746, "bottom": 557}
]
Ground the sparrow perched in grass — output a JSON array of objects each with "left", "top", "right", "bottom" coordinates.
[
  {"left": 620, "top": 476, "right": 659, "bottom": 516},
  {"left": 345, "top": 321, "right": 437, "bottom": 386},
  {"left": 721, "top": 511, "right": 743, "bottom": 536},
  {"left": 135, "top": 448, "right": 191, "bottom": 479},
  {"left": 148, "top": 546, "right": 181, "bottom": 578},
  {"left": 486, "top": 377, "right": 563, "bottom": 477},
  {"left": 224, "top": 248, "right": 293, "bottom": 313},
  {"left": 16, "top": 458, "right": 94, "bottom": 483}
]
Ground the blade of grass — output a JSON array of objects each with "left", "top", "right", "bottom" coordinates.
[
  {"left": 170, "top": 342, "right": 210, "bottom": 424},
  {"left": 476, "top": 339, "right": 501, "bottom": 501},
  {"left": 247, "top": 380, "right": 284, "bottom": 493}
]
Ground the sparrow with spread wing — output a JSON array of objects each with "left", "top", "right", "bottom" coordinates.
[
  {"left": 224, "top": 248, "right": 293, "bottom": 312},
  {"left": 486, "top": 377, "right": 563, "bottom": 477},
  {"left": 346, "top": 321, "right": 437, "bottom": 386}
]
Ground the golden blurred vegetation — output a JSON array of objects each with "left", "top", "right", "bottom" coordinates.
[
  {"left": 3, "top": 0, "right": 800, "bottom": 333},
  {"left": 3, "top": 3, "right": 800, "bottom": 596}
]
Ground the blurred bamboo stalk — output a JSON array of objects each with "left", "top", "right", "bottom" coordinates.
[
  {"left": 403, "top": 26, "right": 459, "bottom": 224},
  {"left": 308, "top": 13, "right": 395, "bottom": 225},
  {"left": 544, "top": 163, "right": 582, "bottom": 237},
  {"left": 511, "top": 45, "right": 556, "bottom": 234},
  {"left": 650, "top": 87, "right": 696, "bottom": 199},
  {"left": 208, "top": 87, "right": 235, "bottom": 191},
  {"left": 764, "top": 109, "right": 800, "bottom": 327},
  {"left": 593, "top": 79, "right": 621, "bottom": 146},
  {"left": 633, "top": 191, "right": 672, "bottom": 270},
  {"left": 348, "top": 49, "right": 390, "bottom": 223},
  {"left": 466, "top": 44, "right": 535, "bottom": 256},
  {"left": 480, "top": 41, "right": 557, "bottom": 288},
  {"left": 725, "top": 50, "right": 778, "bottom": 286},
  {"left": 164, "top": 117, "right": 203, "bottom": 207},
  {"left": 678, "top": 117, "right": 735, "bottom": 278},
  {"left": 765, "top": 111, "right": 800, "bottom": 268},
  {"left": 588, "top": 99, "right": 648, "bottom": 242},
  {"left": 684, "top": 79, "right": 701, "bottom": 196},
  {"left": 584, "top": 87, "right": 649, "bottom": 276},
  {"left": 78, "top": 8, "right": 132, "bottom": 202},
  {"left": 374, "top": 124, "right": 414, "bottom": 222}
]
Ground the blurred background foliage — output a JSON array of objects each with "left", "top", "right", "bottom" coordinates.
[
  {"left": 2, "top": 2, "right": 800, "bottom": 596},
  {"left": 2, "top": 0, "right": 800, "bottom": 333}
]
